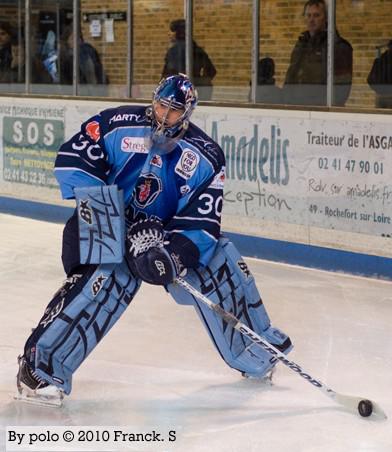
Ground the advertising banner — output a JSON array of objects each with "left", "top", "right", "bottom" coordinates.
[
  {"left": 2, "top": 104, "right": 65, "bottom": 189},
  {"left": 0, "top": 98, "right": 391, "bottom": 245},
  {"left": 194, "top": 110, "right": 392, "bottom": 238}
]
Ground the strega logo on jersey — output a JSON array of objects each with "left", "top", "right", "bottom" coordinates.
[{"left": 121, "top": 137, "right": 148, "bottom": 153}]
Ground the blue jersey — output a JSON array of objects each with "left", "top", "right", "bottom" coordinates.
[{"left": 54, "top": 105, "right": 225, "bottom": 266}]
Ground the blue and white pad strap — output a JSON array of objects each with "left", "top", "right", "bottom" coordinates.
[{"left": 74, "top": 185, "right": 125, "bottom": 264}]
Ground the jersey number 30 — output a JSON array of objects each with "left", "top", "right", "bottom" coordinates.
[{"left": 197, "top": 194, "right": 223, "bottom": 217}]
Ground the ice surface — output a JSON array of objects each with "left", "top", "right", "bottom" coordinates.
[{"left": 0, "top": 213, "right": 391, "bottom": 451}]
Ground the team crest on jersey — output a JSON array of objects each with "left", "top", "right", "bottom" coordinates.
[
  {"left": 85, "top": 121, "right": 100, "bottom": 142},
  {"left": 237, "top": 260, "right": 251, "bottom": 278},
  {"left": 175, "top": 149, "right": 200, "bottom": 179},
  {"left": 134, "top": 173, "right": 162, "bottom": 208},
  {"left": 150, "top": 154, "right": 162, "bottom": 168}
]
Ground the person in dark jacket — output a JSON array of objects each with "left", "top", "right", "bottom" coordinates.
[
  {"left": 0, "top": 21, "right": 51, "bottom": 85},
  {"left": 59, "top": 25, "right": 108, "bottom": 86},
  {"left": 367, "top": 40, "right": 392, "bottom": 108},
  {"left": 162, "top": 19, "right": 216, "bottom": 100},
  {"left": 0, "top": 21, "right": 22, "bottom": 83},
  {"left": 283, "top": 0, "right": 353, "bottom": 106}
]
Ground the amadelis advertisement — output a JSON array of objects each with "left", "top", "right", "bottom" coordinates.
[{"left": 196, "top": 110, "right": 392, "bottom": 238}]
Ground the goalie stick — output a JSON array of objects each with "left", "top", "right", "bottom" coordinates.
[{"left": 175, "top": 276, "right": 387, "bottom": 419}]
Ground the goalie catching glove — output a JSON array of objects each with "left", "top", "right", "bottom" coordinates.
[{"left": 125, "top": 219, "right": 200, "bottom": 285}]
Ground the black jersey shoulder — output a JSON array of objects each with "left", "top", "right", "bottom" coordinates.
[
  {"left": 184, "top": 122, "right": 225, "bottom": 172},
  {"left": 99, "top": 105, "right": 151, "bottom": 133}
]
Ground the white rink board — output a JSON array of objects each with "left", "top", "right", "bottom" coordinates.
[{"left": 0, "top": 97, "right": 391, "bottom": 258}]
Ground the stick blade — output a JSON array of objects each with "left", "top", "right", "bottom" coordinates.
[{"left": 333, "top": 393, "right": 387, "bottom": 419}]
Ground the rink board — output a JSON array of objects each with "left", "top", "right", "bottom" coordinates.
[
  {"left": 0, "top": 194, "right": 391, "bottom": 280},
  {"left": 0, "top": 96, "right": 391, "bottom": 279}
]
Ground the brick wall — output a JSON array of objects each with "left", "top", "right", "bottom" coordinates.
[
  {"left": 133, "top": 0, "right": 392, "bottom": 107},
  {"left": 258, "top": 0, "right": 392, "bottom": 108},
  {"left": 2, "top": 0, "right": 392, "bottom": 108},
  {"left": 80, "top": 1, "right": 128, "bottom": 86}
]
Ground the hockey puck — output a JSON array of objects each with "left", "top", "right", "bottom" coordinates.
[{"left": 358, "top": 399, "right": 373, "bottom": 417}]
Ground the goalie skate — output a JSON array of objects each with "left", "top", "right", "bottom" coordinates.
[
  {"left": 15, "top": 355, "right": 64, "bottom": 407},
  {"left": 241, "top": 366, "right": 276, "bottom": 386}
]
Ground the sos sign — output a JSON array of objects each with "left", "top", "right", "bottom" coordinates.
[{"left": 3, "top": 117, "right": 64, "bottom": 149}]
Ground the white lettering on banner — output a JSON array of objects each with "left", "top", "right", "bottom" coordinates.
[{"left": 121, "top": 137, "right": 148, "bottom": 153}]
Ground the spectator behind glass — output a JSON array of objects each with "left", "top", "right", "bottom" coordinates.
[
  {"left": 250, "top": 57, "right": 283, "bottom": 104},
  {"left": 59, "top": 25, "right": 108, "bottom": 86},
  {"left": 283, "top": 0, "right": 353, "bottom": 106},
  {"left": 0, "top": 21, "right": 23, "bottom": 83},
  {"left": 367, "top": 40, "right": 392, "bottom": 109},
  {"left": 0, "top": 21, "right": 51, "bottom": 85},
  {"left": 162, "top": 19, "right": 216, "bottom": 100}
]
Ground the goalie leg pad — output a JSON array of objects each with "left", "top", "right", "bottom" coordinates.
[
  {"left": 75, "top": 185, "right": 125, "bottom": 264},
  {"left": 168, "top": 237, "right": 292, "bottom": 377},
  {"left": 24, "top": 261, "right": 140, "bottom": 394}
]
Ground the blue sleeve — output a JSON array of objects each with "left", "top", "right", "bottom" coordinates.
[{"left": 54, "top": 114, "right": 110, "bottom": 199}]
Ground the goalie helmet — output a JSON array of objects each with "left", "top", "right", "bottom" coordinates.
[{"left": 147, "top": 74, "right": 198, "bottom": 154}]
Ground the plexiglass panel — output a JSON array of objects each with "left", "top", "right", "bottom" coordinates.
[
  {"left": 132, "top": 0, "right": 184, "bottom": 100},
  {"left": 259, "top": 0, "right": 352, "bottom": 108},
  {"left": 338, "top": 0, "right": 392, "bottom": 109},
  {"left": 79, "top": 1, "right": 127, "bottom": 97},
  {"left": 31, "top": 0, "right": 126, "bottom": 97},
  {"left": 30, "top": 0, "right": 72, "bottom": 94},
  {"left": 0, "top": 0, "right": 26, "bottom": 93},
  {"left": 3, "top": 0, "right": 392, "bottom": 110},
  {"left": 193, "top": 0, "right": 252, "bottom": 102}
]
